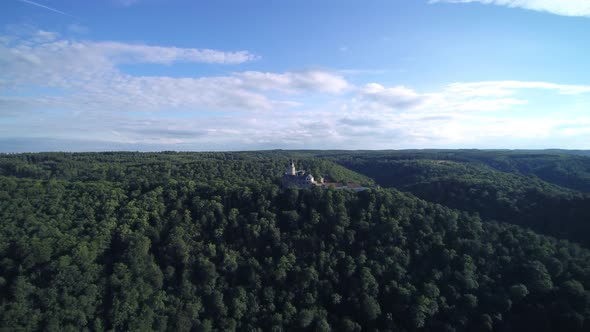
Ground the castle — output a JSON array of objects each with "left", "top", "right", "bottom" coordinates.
[
  {"left": 281, "top": 160, "right": 321, "bottom": 189},
  {"left": 281, "top": 160, "right": 370, "bottom": 191}
]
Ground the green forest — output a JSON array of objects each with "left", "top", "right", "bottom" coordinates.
[{"left": 1, "top": 150, "right": 590, "bottom": 331}]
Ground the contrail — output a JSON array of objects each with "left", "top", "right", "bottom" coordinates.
[{"left": 17, "top": 0, "right": 75, "bottom": 17}]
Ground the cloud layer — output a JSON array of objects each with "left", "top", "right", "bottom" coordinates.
[
  {"left": 2, "top": 30, "right": 590, "bottom": 151},
  {"left": 0, "top": 31, "right": 348, "bottom": 114},
  {"left": 431, "top": 0, "right": 590, "bottom": 18}
]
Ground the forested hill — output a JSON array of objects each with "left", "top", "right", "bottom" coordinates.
[
  {"left": 306, "top": 149, "right": 590, "bottom": 193},
  {"left": 1, "top": 152, "right": 590, "bottom": 331},
  {"left": 0, "top": 152, "right": 373, "bottom": 188},
  {"left": 328, "top": 156, "right": 590, "bottom": 247}
]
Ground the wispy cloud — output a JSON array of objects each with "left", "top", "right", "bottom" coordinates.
[
  {"left": 1, "top": 33, "right": 260, "bottom": 89},
  {"left": 237, "top": 70, "right": 350, "bottom": 94},
  {"left": 0, "top": 31, "right": 346, "bottom": 115},
  {"left": 356, "top": 80, "right": 590, "bottom": 113},
  {"left": 359, "top": 83, "right": 426, "bottom": 111},
  {"left": 445, "top": 81, "right": 590, "bottom": 96},
  {"left": 67, "top": 23, "right": 89, "bottom": 34},
  {"left": 17, "top": 0, "right": 75, "bottom": 17},
  {"left": 430, "top": 0, "right": 590, "bottom": 18},
  {"left": 113, "top": 0, "right": 140, "bottom": 7},
  {"left": 342, "top": 80, "right": 590, "bottom": 148},
  {"left": 88, "top": 41, "right": 259, "bottom": 65}
]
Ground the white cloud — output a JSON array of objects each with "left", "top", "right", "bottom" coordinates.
[
  {"left": 0, "top": 31, "right": 350, "bottom": 117},
  {"left": 339, "top": 80, "right": 590, "bottom": 148},
  {"left": 356, "top": 80, "right": 590, "bottom": 113},
  {"left": 0, "top": 37, "right": 258, "bottom": 74},
  {"left": 92, "top": 41, "right": 259, "bottom": 65},
  {"left": 431, "top": 0, "right": 590, "bottom": 18},
  {"left": 33, "top": 30, "right": 59, "bottom": 42},
  {"left": 359, "top": 83, "right": 426, "bottom": 110},
  {"left": 237, "top": 70, "right": 350, "bottom": 94}
]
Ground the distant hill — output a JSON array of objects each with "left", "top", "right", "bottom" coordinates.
[
  {"left": 544, "top": 149, "right": 590, "bottom": 157},
  {"left": 330, "top": 156, "right": 590, "bottom": 247},
  {"left": 306, "top": 149, "right": 590, "bottom": 193},
  {"left": 0, "top": 152, "right": 374, "bottom": 189}
]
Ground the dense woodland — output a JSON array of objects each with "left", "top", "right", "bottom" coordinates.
[
  {"left": 1, "top": 151, "right": 590, "bottom": 331},
  {"left": 330, "top": 156, "right": 590, "bottom": 247}
]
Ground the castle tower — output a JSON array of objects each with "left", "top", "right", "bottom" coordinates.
[{"left": 287, "top": 160, "right": 296, "bottom": 175}]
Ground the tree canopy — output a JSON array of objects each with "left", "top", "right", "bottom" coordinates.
[{"left": 1, "top": 151, "right": 590, "bottom": 331}]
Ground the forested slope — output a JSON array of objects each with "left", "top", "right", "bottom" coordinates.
[
  {"left": 325, "top": 152, "right": 590, "bottom": 248},
  {"left": 0, "top": 152, "right": 373, "bottom": 187},
  {"left": 446, "top": 151, "right": 590, "bottom": 193},
  {"left": 309, "top": 149, "right": 590, "bottom": 193},
  {"left": 1, "top": 152, "right": 590, "bottom": 331}
]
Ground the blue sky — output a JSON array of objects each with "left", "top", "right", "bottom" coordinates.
[{"left": 1, "top": 0, "right": 590, "bottom": 151}]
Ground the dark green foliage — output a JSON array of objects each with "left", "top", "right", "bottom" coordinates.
[
  {"left": 1, "top": 151, "right": 590, "bottom": 331},
  {"left": 328, "top": 153, "right": 590, "bottom": 247},
  {"left": 312, "top": 149, "right": 590, "bottom": 193},
  {"left": 0, "top": 151, "right": 373, "bottom": 188}
]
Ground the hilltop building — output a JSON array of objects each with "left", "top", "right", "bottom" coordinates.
[
  {"left": 281, "top": 160, "right": 369, "bottom": 191},
  {"left": 281, "top": 160, "right": 319, "bottom": 188}
]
